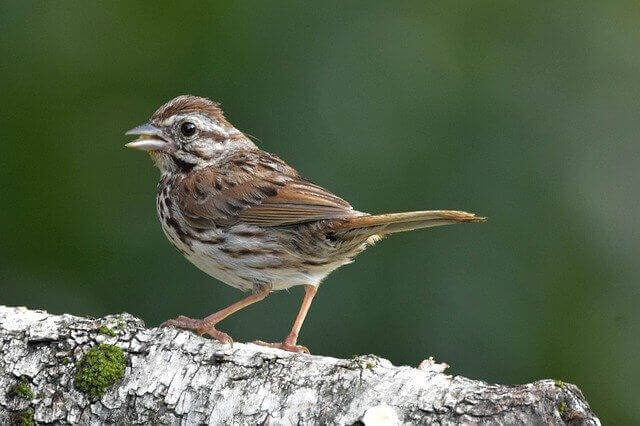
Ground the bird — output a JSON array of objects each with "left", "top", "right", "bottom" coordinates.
[{"left": 125, "top": 95, "right": 485, "bottom": 353}]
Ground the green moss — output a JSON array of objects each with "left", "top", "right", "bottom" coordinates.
[
  {"left": 97, "top": 325, "right": 116, "bottom": 337},
  {"left": 8, "top": 377, "right": 33, "bottom": 400},
  {"left": 115, "top": 320, "right": 126, "bottom": 330},
  {"left": 349, "top": 355, "right": 377, "bottom": 370},
  {"left": 554, "top": 379, "right": 564, "bottom": 389},
  {"left": 74, "top": 344, "right": 126, "bottom": 399},
  {"left": 558, "top": 401, "right": 567, "bottom": 416},
  {"left": 61, "top": 357, "right": 70, "bottom": 365},
  {"left": 12, "top": 408, "right": 34, "bottom": 426}
]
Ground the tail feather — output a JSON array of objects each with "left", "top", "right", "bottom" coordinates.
[{"left": 331, "top": 210, "right": 486, "bottom": 235}]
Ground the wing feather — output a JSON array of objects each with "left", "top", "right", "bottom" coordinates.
[{"left": 175, "top": 150, "right": 361, "bottom": 228}]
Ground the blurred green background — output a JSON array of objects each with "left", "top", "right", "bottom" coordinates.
[{"left": 1, "top": 1, "right": 639, "bottom": 423}]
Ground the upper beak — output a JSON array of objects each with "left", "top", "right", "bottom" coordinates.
[{"left": 125, "top": 123, "right": 170, "bottom": 151}]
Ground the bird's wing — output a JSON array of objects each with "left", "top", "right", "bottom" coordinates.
[{"left": 175, "top": 150, "right": 361, "bottom": 228}]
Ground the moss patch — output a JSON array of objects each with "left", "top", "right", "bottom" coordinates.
[
  {"left": 12, "top": 408, "right": 34, "bottom": 426},
  {"left": 349, "top": 355, "right": 378, "bottom": 370},
  {"left": 8, "top": 376, "right": 33, "bottom": 400},
  {"left": 554, "top": 379, "right": 564, "bottom": 389},
  {"left": 558, "top": 401, "right": 567, "bottom": 416},
  {"left": 97, "top": 325, "right": 116, "bottom": 337},
  {"left": 74, "top": 344, "right": 126, "bottom": 399}
]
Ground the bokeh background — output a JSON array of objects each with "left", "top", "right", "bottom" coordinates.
[{"left": 2, "top": 1, "right": 639, "bottom": 423}]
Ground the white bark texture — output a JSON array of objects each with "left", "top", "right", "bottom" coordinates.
[{"left": 0, "top": 306, "right": 600, "bottom": 425}]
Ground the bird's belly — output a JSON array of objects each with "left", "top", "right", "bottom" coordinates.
[
  {"left": 184, "top": 237, "right": 350, "bottom": 291},
  {"left": 159, "top": 218, "right": 351, "bottom": 291},
  {"left": 184, "top": 245, "right": 257, "bottom": 292},
  {"left": 158, "top": 224, "right": 254, "bottom": 291}
]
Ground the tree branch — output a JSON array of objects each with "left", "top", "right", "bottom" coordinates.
[{"left": 0, "top": 306, "right": 599, "bottom": 425}]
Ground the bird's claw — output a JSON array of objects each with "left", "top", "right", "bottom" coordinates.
[
  {"left": 252, "top": 340, "right": 310, "bottom": 354},
  {"left": 162, "top": 315, "right": 233, "bottom": 345}
]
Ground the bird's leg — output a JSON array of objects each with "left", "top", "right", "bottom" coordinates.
[
  {"left": 253, "top": 284, "right": 318, "bottom": 353},
  {"left": 163, "top": 284, "right": 272, "bottom": 345}
]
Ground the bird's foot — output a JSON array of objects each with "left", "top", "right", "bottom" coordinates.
[
  {"left": 252, "top": 334, "right": 309, "bottom": 354},
  {"left": 162, "top": 315, "right": 233, "bottom": 345}
]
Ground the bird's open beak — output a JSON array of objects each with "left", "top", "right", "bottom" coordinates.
[{"left": 125, "top": 123, "right": 170, "bottom": 151}]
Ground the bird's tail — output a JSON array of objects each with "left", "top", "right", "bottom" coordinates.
[{"left": 331, "top": 210, "right": 486, "bottom": 236}]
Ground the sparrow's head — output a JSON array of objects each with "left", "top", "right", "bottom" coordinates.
[{"left": 126, "top": 95, "right": 256, "bottom": 173}]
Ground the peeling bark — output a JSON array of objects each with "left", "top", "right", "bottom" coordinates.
[{"left": 0, "top": 306, "right": 600, "bottom": 425}]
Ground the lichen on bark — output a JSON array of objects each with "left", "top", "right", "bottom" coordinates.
[{"left": 0, "top": 306, "right": 601, "bottom": 425}]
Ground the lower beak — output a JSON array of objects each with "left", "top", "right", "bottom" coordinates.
[{"left": 125, "top": 123, "right": 170, "bottom": 151}]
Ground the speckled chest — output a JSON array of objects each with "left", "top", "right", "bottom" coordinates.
[
  {"left": 155, "top": 175, "right": 192, "bottom": 255},
  {"left": 154, "top": 174, "right": 260, "bottom": 291}
]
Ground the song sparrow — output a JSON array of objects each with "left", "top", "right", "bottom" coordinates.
[{"left": 126, "top": 95, "right": 485, "bottom": 353}]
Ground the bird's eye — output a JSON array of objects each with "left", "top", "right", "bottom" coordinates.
[{"left": 180, "top": 122, "right": 197, "bottom": 137}]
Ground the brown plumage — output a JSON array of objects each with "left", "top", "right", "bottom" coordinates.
[
  {"left": 176, "top": 150, "right": 359, "bottom": 228},
  {"left": 126, "top": 95, "right": 485, "bottom": 353}
]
